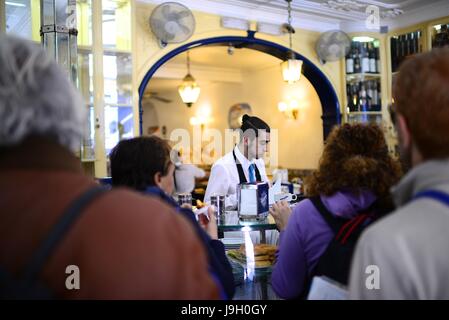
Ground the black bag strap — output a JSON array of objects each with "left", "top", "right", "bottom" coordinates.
[
  {"left": 232, "top": 149, "right": 261, "bottom": 183},
  {"left": 310, "top": 196, "right": 379, "bottom": 245},
  {"left": 309, "top": 196, "right": 347, "bottom": 234},
  {"left": 21, "top": 186, "right": 108, "bottom": 285}
]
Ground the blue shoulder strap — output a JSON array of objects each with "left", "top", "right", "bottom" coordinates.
[
  {"left": 1, "top": 185, "right": 108, "bottom": 299},
  {"left": 413, "top": 190, "right": 449, "bottom": 207},
  {"left": 22, "top": 186, "right": 108, "bottom": 284}
]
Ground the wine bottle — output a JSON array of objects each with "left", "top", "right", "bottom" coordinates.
[
  {"left": 399, "top": 35, "right": 405, "bottom": 67},
  {"left": 404, "top": 33, "right": 410, "bottom": 58},
  {"left": 442, "top": 24, "right": 449, "bottom": 46},
  {"left": 372, "top": 81, "right": 379, "bottom": 111},
  {"left": 410, "top": 32, "right": 416, "bottom": 55},
  {"left": 347, "top": 84, "right": 355, "bottom": 112},
  {"left": 354, "top": 46, "right": 361, "bottom": 73},
  {"left": 346, "top": 45, "right": 354, "bottom": 74},
  {"left": 369, "top": 43, "right": 376, "bottom": 73},
  {"left": 376, "top": 47, "right": 381, "bottom": 74},
  {"left": 418, "top": 31, "right": 422, "bottom": 53},
  {"left": 359, "top": 82, "right": 368, "bottom": 112},
  {"left": 352, "top": 84, "right": 359, "bottom": 112},
  {"left": 376, "top": 80, "right": 382, "bottom": 111},
  {"left": 367, "top": 80, "right": 373, "bottom": 110},
  {"left": 391, "top": 37, "right": 397, "bottom": 72},
  {"left": 362, "top": 43, "right": 370, "bottom": 74}
]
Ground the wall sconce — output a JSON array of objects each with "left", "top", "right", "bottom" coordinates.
[
  {"left": 278, "top": 99, "right": 299, "bottom": 120},
  {"left": 190, "top": 106, "right": 212, "bottom": 127}
]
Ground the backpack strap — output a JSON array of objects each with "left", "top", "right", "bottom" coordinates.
[
  {"left": 309, "top": 196, "right": 347, "bottom": 234},
  {"left": 413, "top": 190, "right": 449, "bottom": 206},
  {"left": 309, "top": 196, "right": 373, "bottom": 245},
  {"left": 21, "top": 186, "right": 108, "bottom": 285}
]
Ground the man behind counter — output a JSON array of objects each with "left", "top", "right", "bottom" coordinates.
[{"left": 204, "top": 114, "right": 270, "bottom": 208}]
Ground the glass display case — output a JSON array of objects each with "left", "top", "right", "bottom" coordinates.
[{"left": 219, "top": 211, "right": 279, "bottom": 300}]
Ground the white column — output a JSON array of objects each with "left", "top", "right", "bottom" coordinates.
[{"left": 92, "top": 0, "right": 107, "bottom": 177}]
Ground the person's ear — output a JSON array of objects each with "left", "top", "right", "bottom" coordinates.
[
  {"left": 397, "top": 113, "right": 411, "bottom": 150},
  {"left": 154, "top": 172, "right": 163, "bottom": 188}
]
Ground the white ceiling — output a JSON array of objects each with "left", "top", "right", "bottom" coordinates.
[
  {"left": 167, "top": 46, "right": 281, "bottom": 69},
  {"left": 147, "top": 46, "right": 281, "bottom": 93},
  {"left": 141, "top": 0, "right": 449, "bottom": 32},
  {"left": 146, "top": 79, "right": 183, "bottom": 93}
]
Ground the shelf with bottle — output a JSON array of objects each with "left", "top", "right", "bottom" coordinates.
[
  {"left": 345, "top": 39, "right": 381, "bottom": 76},
  {"left": 344, "top": 37, "right": 384, "bottom": 124},
  {"left": 431, "top": 22, "right": 449, "bottom": 49},
  {"left": 390, "top": 30, "right": 423, "bottom": 73},
  {"left": 346, "top": 78, "right": 382, "bottom": 113}
]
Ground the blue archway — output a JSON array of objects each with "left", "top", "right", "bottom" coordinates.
[{"left": 138, "top": 32, "right": 341, "bottom": 138}]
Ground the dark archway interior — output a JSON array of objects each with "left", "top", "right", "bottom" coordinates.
[{"left": 138, "top": 32, "right": 341, "bottom": 139}]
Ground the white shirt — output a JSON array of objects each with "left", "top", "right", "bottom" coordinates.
[
  {"left": 175, "top": 164, "right": 206, "bottom": 194},
  {"left": 204, "top": 146, "right": 268, "bottom": 208}
]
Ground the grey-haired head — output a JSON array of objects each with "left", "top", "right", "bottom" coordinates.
[{"left": 0, "top": 35, "right": 85, "bottom": 152}]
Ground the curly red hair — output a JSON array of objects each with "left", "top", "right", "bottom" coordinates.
[{"left": 305, "top": 123, "right": 402, "bottom": 198}]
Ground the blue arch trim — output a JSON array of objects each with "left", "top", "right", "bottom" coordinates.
[{"left": 138, "top": 34, "right": 341, "bottom": 138}]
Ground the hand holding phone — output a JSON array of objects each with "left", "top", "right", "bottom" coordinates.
[
  {"left": 195, "top": 206, "right": 218, "bottom": 240},
  {"left": 195, "top": 205, "right": 210, "bottom": 223}
]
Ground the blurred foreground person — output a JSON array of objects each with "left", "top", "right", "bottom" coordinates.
[
  {"left": 0, "top": 35, "right": 219, "bottom": 299},
  {"left": 109, "top": 137, "right": 234, "bottom": 299},
  {"left": 349, "top": 48, "right": 449, "bottom": 299}
]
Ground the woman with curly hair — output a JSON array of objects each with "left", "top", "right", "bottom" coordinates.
[{"left": 270, "top": 123, "right": 402, "bottom": 299}]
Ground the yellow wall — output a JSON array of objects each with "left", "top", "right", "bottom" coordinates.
[
  {"left": 143, "top": 65, "right": 323, "bottom": 170},
  {"left": 242, "top": 66, "right": 323, "bottom": 170},
  {"left": 142, "top": 81, "right": 245, "bottom": 140},
  {"left": 134, "top": 2, "right": 342, "bottom": 170}
]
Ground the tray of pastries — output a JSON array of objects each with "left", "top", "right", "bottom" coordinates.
[{"left": 227, "top": 244, "right": 277, "bottom": 269}]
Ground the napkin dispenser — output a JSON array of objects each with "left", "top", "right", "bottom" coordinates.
[{"left": 237, "top": 182, "right": 269, "bottom": 220}]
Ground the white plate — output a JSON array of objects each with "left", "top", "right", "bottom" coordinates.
[{"left": 221, "top": 238, "right": 245, "bottom": 245}]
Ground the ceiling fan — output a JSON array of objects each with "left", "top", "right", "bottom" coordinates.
[{"left": 142, "top": 91, "right": 172, "bottom": 103}]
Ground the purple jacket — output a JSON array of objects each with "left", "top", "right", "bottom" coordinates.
[{"left": 271, "top": 190, "right": 376, "bottom": 299}]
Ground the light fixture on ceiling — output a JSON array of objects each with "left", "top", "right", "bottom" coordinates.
[
  {"left": 281, "top": 0, "right": 303, "bottom": 84},
  {"left": 178, "top": 51, "right": 200, "bottom": 107}
]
